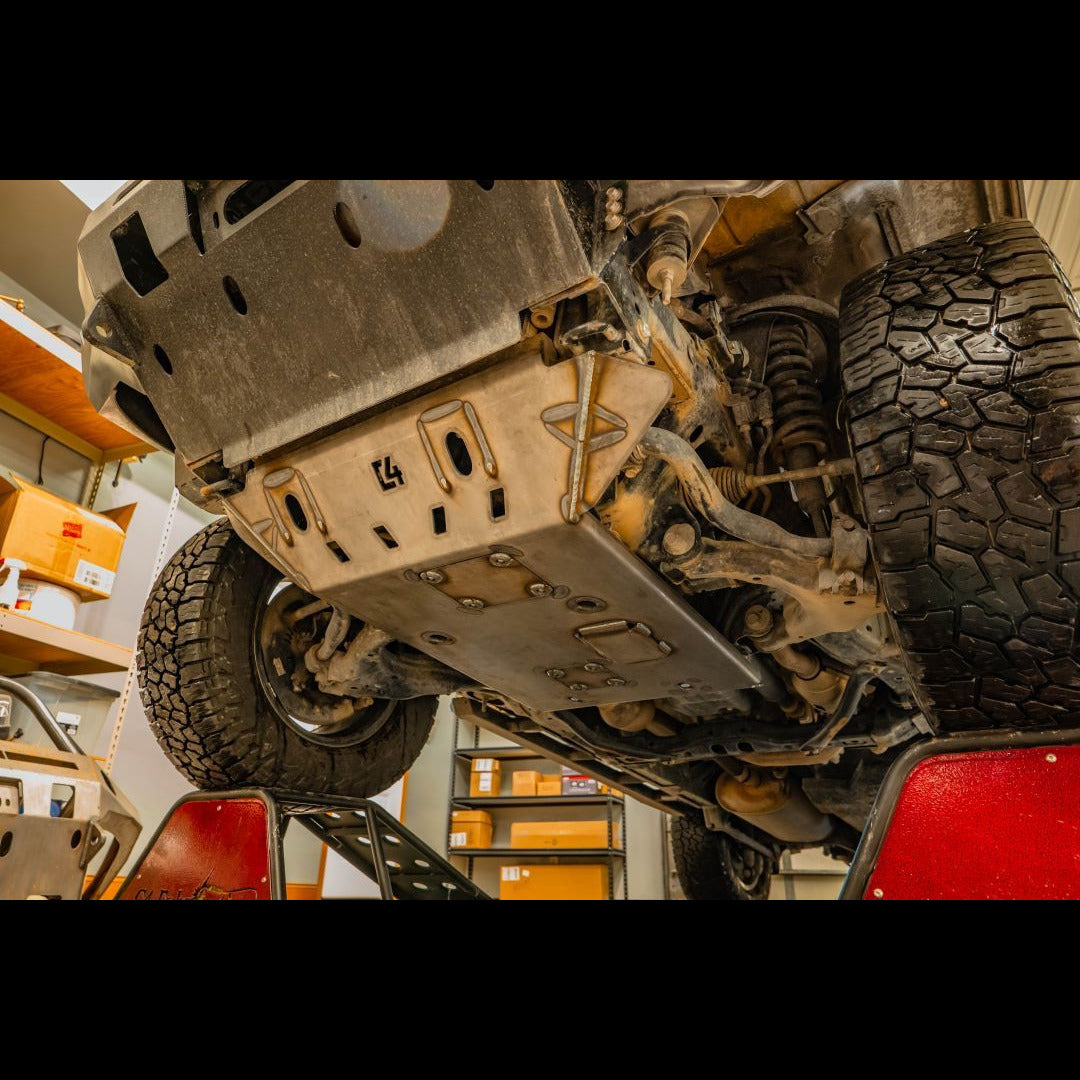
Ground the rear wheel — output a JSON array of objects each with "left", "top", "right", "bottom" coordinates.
[
  {"left": 138, "top": 518, "right": 436, "bottom": 796},
  {"left": 841, "top": 219, "right": 1080, "bottom": 731},
  {"left": 671, "top": 815, "right": 773, "bottom": 900}
]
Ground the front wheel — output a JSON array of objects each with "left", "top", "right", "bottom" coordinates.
[
  {"left": 137, "top": 518, "right": 436, "bottom": 796},
  {"left": 671, "top": 814, "right": 774, "bottom": 900},
  {"left": 841, "top": 219, "right": 1080, "bottom": 731}
]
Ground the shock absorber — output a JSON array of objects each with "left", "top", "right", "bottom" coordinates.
[{"left": 765, "top": 319, "right": 831, "bottom": 536}]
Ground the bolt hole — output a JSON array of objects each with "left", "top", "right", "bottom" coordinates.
[
  {"left": 843, "top": 600, "right": 855, "bottom": 606},
  {"left": 432, "top": 505, "right": 447, "bottom": 535},
  {"left": 622, "top": 339, "right": 632, "bottom": 351},
  {"left": 222, "top": 275, "right": 248, "bottom": 315},
  {"left": 475, "top": 180, "right": 495, "bottom": 191},
  {"left": 94, "top": 323, "right": 111, "bottom": 338},
  {"left": 737, "top": 742, "right": 753, "bottom": 753},
  {"left": 70, "top": 829, "right": 82, "bottom": 849},
  {"left": 569, "top": 596, "right": 606, "bottom": 613},
  {"left": 384, "top": 834, "right": 401, "bottom": 845},
  {"left": 284, "top": 493, "right": 308, "bottom": 531},
  {"left": 689, "top": 425, "right": 703, "bottom": 443},
  {"left": 333, "top": 201, "right": 363, "bottom": 248},
  {"left": 445, "top": 431, "right": 473, "bottom": 476},
  {"left": 489, "top": 487, "right": 507, "bottom": 520},
  {"left": 152, "top": 344, "right": 173, "bottom": 375},
  {"left": 0, "top": 831, "right": 10, "bottom": 856},
  {"left": 212, "top": 211, "right": 220, "bottom": 229}
]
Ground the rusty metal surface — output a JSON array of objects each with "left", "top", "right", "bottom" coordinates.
[
  {"left": 222, "top": 346, "right": 760, "bottom": 712},
  {"left": 77, "top": 180, "right": 594, "bottom": 467},
  {"left": 708, "top": 179, "right": 1024, "bottom": 309}
]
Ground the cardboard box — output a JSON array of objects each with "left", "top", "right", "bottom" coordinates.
[
  {"left": 469, "top": 757, "right": 501, "bottom": 797},
  {"left": 562, "top": 775, "right": 598, "bottom": 796},
  {"left": 512, "top": 770, "right": 541, "bottom": 797},
  {"left": 597, "top": 783, "right": 624, "bottom": 799},
  {"left": 510, "top": 820, "right": 622, "bottom": 849},
  {"left": 537, "top": 776, "right": 562, "bottom": 796},
  {"left": 0, "top": 471, "right": 135, "bottom": 600},
  {"left": 449, "top": 809, "right": 493, "bottom": 850},
  {"left": 499, "top": 864, "right": 609, "bottom": 900}
]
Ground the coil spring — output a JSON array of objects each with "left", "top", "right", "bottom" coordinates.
[{"left": 765, "top": 319, "right": 829, "bottom": 463}]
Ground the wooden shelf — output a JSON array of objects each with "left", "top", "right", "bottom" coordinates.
[
  {"left": 0, "top": 299, "right": 155, "bottom": 463},
  {"left": 0, "top": 608, "right": 131, "bottom": 676}
]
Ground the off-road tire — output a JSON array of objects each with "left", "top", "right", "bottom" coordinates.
[
  {"left": 671, "top": 815, "right": 773, "bottom": 900},
  {"left": 841, "top": 219, "right": 1080, "bottom": 731},
  {"left": 137, "top": 518, "right": 437, "bottom": 795}
]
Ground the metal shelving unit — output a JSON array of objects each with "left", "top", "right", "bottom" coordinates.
[
  {"left": 452, "top": 794, "right": 620, "bottom": 808},
  {"left": 447, "top": 715, "right": 629, "bottom": 899}
]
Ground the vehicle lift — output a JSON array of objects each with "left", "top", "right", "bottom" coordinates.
[
  {"left": 0, "top": 676, "right": 487, "bottom": 901},
  {"left": 5, "top": 675, "right": 1080, "bottom": 900}
]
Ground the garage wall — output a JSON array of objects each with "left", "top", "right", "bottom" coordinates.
[{"left": 1025, "top": 180, "right": 1080, "bottom": 286}]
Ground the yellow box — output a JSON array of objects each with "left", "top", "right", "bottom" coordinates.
[
  {"left": 597, "top": 783, "right": 623, "bottom": 799},
  {"left": 512, "top": 770, "right": 541, "bottom": 797},
  {"left": 469, "top": 758, "right": 501, "bottom": 797},
  {"left": 499, "top": 864, "right": 609, "bottom": 900},
  {"left": 510, "top": 820, "right": 621, "bottom": 849},
  {"left": 449, "top": 809, "right": 493, "bottom": 849},
  {"left": 0, "top": 472, "right": 135, "bottom": 601},
  {"left": 537, "top": 773, "right": 562, "bottom": 796}
]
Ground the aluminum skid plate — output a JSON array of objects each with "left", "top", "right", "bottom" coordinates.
[
  {"left": 0, "top": 739, "right": 140, "bottom": 900},
  {"left": 224, "top": 347, "right": 759, "bottom": 712}
]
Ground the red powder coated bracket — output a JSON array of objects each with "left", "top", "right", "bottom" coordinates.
[
  {"left": 841, "top": 729, "right": 1080, "bottom": 900},
  {"left": 116, "top": 790, "right": 283, "bottom": 900},
  {"left": 115, "top": 787, "right": 488, "bottom": 900}
]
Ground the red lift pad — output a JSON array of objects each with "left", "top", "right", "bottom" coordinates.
[
  {"left": 117, "top": 796, "right": 274, "bottom": 900},
  {"left": 864, "top": 744, "right": 1080, "bottom": 900}
]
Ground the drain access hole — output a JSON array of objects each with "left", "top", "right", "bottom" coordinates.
[
  {"left": 111, "top": 212, "right": 169, "bottom": 296},
  {"left": 475, "top": 180, "right": 495, "bottom": 191},
  {"left": 0, "top": 831, "right": 11, "bottom": 857},
  {"left": 432, "top": 505, "right": 447, "bottom": 535},
  {"left": 445, "top": 431, "right": 473, "bottom": 476},
  {"left": 153, "top": 344, "right": 173, "bottom": 374},
  {"left": 327, "top": 540, "right": 350, "bottom": 562},
  {"left": 223, "top": 179, "right": 295, "bottom": 225},
  {"left": 489, "top": 487, "right": 506, "bottom": 520},
  {"left": 334, "top": 201, "right": 363, "bottom": 248},
  {"left": 373, "top": 525, "right": 399, "bottom": 550},
  {"left": 284, "top": 493, "right": 308, "bottom": 531},
  {"left": 222, "top": 275, "right": 248, "bottom": 314}
]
